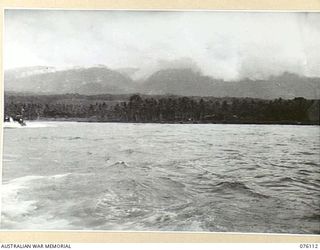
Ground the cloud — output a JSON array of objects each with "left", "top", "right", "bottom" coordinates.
[{"left": 4, "top": 10, "right": 320, "bottom": 80}]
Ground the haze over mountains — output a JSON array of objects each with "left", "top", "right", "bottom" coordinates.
[{"left": 5, "top": 65, "right": 320, "bottom": 99}]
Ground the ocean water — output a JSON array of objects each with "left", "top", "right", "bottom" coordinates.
[{"left": 1, "top": 122, "right": 320, "bottom": 233}]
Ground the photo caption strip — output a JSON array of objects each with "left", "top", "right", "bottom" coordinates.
[{"left": 0, "top": 244, "right": 320, "bottom": 250}]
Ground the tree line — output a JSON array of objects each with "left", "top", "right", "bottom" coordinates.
[{"left": 4, "top": 94, "right": 319, "bottom": 125}]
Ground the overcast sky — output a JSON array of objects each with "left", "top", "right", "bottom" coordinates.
[{"left": 4, "top": 10, "right": 320, "bottom": 80}]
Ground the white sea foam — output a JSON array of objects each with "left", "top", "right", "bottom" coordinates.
[
  {"left": 24, "top": 121, "right": 57, "bottom": 128},
  {"left": 3, "top": 121, "right": 57, "bottom": 129},
  {"left": 1, "top": 173, "right": 73, "bottom": 229},
  {"left": 2, "top": 159, "right": 13, "bottom": 162},
  {"left": 1, "top": 176, "right": 39, "bottom": 221}
]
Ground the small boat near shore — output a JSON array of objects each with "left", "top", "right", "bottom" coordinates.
[{"left": 4, "top": 115, "right": 26, "bottom": 128}]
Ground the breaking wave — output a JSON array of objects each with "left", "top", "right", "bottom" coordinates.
[{"left": 1, "top": 173, "right": 73, "bottom": 229}]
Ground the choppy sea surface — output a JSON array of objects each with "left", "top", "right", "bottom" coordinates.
[{"left": 1, "top": 122, "right": 320, "bottom": 233}]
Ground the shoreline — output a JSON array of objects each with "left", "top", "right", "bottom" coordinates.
[{"left": 26, "top": 118, "right": 320, "bottom": 126}]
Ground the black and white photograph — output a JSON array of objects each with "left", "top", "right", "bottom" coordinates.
[{"left": 2, "top": 9, "right": 320, "bottom": 234}]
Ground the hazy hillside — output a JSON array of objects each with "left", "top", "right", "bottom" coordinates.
[
  {"left": 140, "top": 68, "right": 218, "bottom": 96},
  {"left": 5, "top": 66, "right": 135, "bottom": 95},
  {"left": 141, "top": 69, "right": 320, "bottom": 99},
  {"left": 4, "top": 66, "right": 320, "bottom": 99}
]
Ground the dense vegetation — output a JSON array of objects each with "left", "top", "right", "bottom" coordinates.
[{"left": 4, "top": 93, "right": 319, "bottom": 125}]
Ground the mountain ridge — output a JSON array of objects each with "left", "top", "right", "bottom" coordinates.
[{"left": 4, "top": 66, "right": 320, "bottom": 99}]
